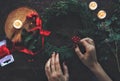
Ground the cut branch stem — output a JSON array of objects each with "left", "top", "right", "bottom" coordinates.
[{"left": 115, "top": 41, "right": 120, "bottom": 72}]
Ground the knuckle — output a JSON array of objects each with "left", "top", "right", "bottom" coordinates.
[
  {"left": 90, "top": 46, "right": 95, "bottom": 50},
  {"left": 55, "top": 61, "right": 59, "bottom": 65},
  {"left": 88, "top": 45, "right": 95, "bottom": 50},
  {"left": 51, "top": 73, "right": 61, "bottom": 79},
  {"left": 51, "top": 74, "right": 57, "bottom": 78},
  {"left": 51, "top": 73, "right": 62, "bottom": 78},
  {"left": 56, "top": 73, "right": 61, "bottom": 77}
]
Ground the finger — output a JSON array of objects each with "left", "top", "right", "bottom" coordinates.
[
  {"left": 81, "top": 38, "right": 94, "bottom": 45},
  {"left": 45, "top": 59, "right": 51, "bottom": 77},
  {"left": 81, "top": 38, "right": 96, "bottom": 53},
  {"left": 74, "top": 45, "right": 84, "bottom": 59},
  {"left": 86, "top": 38, "right": 95, "bottom": 46},
  {"left": 80, "top": 38, "right": 91, "bottom": 52},
  {"left": 55, "top": 53, "right": 62, "bottom": 72},
  {"left": 51, "top": 52, "right": 56, "bottom": 73},
  {"left": 63, "top": 62, "right": 69, "bottom": 78}
]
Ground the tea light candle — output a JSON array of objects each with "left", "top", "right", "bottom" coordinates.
[
  {"left": 13, "top": 20, "right": 23, "bottom": 29},
  {"left": 89, "top": 1, "right": 98, "bottom": 10},
  {"left": 97, "top": 10, "right": 107, "bottom": 19}
]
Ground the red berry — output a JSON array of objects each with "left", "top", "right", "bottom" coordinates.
[{"left": 72, "top": 36, "right": 81, "bottom": 43}]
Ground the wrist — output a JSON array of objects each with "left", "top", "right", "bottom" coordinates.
[
  {"left": 88, "top": 62, "right": 113, "bottom": 81},
  {"left": 88, "top": 62, "right": 101, "bottom": 72}
]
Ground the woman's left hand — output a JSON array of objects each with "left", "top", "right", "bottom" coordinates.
[{"left": 45, "top": 52, "right": 69, "bottom": 81}]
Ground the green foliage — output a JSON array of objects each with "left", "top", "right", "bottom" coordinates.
[
  {"left": 97, "top": 14, "right": 120, "bottom": 42},
  {"left": 43, "top": 0, "right": 94, "bottom": 26},
  {"left": 44, "top": 42, "right": 74, "bottom": 60},
  {"left": 42, "top": 0, "right": 97, "bottom": 60},
  {"left": 95, "top": 2, "right": 120, "bottom": 72},
  {"left": 42, "top": 0, "right": 120, "bottom": 71},
  {"left": 21, "top": 30, "right": 42, "bottom": 52},
  {"left": 21, "top": 0, "right": 120, "bottom": 72}
]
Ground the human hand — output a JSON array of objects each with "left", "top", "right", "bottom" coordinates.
[
  {"left": 45, "top": 52, "right": 69, "bottom": 81},
  {"left": 74, "top": 37, "right": 98, "bottom": 69},
  {"left": 74, "top": 38, "right": 113, "bottom": 81}
]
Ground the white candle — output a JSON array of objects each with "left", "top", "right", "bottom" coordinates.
[
  {"left": 13, "top": 20, "right": 23, "bottom": 29},
  {"left": 89, "top": 1, "right": 98, "bottom": 10},
  {"left": 97, "top": 10, "right": 107, "bottom": 19}
]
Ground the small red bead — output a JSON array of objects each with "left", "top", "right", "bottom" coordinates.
[{"left": 72, "top": 36, "right": 81, "bottom": 43}]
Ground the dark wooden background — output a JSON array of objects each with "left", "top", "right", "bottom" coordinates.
[{"left": 0, "top": 0, "right": 119, "bottom": 81}]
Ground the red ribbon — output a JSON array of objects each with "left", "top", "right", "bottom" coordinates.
[
  {"left": 19, "top": 47, "right": 36, "bottom": 55},
  {"left": 0, "top": 45, "right": 10, "bottom": 59},
  {"left": 27, "top": 12, "right": 51, "bottom": 47},
  {"left": 26, "top": 11, "right": 38, "bottom": 18},
  {"left": 11, "top": 43, "right": 36, "bottom": 56},
  {"left": 9, "top": 12, "right": 51, "bottom": 56}
]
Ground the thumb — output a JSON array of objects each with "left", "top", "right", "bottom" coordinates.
[{"left": 74, "top": 44, "right": 84, "bottom": 59}]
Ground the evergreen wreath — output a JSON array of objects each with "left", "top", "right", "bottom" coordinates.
[
  {"left": 42, "top": 0, "right": 120, "bottom": 72},
  {"left": 19, "top": 0, "right": 120, "bottom": 71},
  {"left": 42, "top": 0, "right": 97, "bottom": 60}
]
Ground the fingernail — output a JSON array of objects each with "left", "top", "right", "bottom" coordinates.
[
  {"left": 63, "top": 62, "right": 66, "bottom": 65},
  {"left": 57, "top": 53, "right": 59, "bottom": 56}
]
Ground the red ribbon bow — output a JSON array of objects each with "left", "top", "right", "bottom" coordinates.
[
  {"left": 9, "top": 12, "right": 51, "bottom": 56},
  {"left": 27, "top": 12, "right": 51, "bottom": 47},
  {"left": 0, "top": 45, "right": 10, "bottom": 59}
]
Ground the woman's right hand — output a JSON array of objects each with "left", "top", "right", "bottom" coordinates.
[
  {"left": 74, "top": 37, "right": 98, "bottom": 69},
  {"left": 75, "top": 37, "right": 112, "bottom": 81}
]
